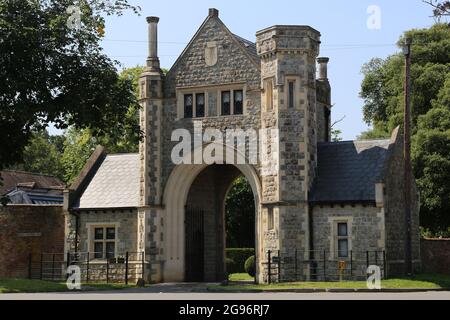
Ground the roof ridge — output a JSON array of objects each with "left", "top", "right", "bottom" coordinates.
[
  {"left": 318, "top": 138, "right": 390, "bottom": 146},
  {"left": 1, "top": 170, "right": 61, "bottom": 179},
  {"left": 107, "top": 153, "right": 139, "bottom": 157}
]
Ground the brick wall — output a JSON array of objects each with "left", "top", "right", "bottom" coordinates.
[
  {"left": 0, "top": 205, "right": 64, "bottom": 278},
  {"left": 421, "top": 238, "right": 450, "bottom": 275}
]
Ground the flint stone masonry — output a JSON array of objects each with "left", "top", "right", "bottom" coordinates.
[{"left": 65, "top": 8, "right": 421, "bottom": 284}]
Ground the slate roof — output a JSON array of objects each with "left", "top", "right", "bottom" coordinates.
[
  {"left": 0, "top": 170, "right": 64, "bottom": 196},
  {"left": 74, "top": 154, "right": 140, "bottom": 209},
  {"left": 7, "top": 189, "right": 63, "bottom": 205},
  {"left": 233, "top": 34, "right": 259, "bottom": 63},
  {"left": 309, "top": 139, "right": 392, "bottom": 203}
]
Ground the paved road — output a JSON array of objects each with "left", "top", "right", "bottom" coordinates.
[
  {"left": 1, "top": 291, "right": 450, "bottom": 300},
  {"left": 0, "top": 283, "right": 449, "bottom": 300}
]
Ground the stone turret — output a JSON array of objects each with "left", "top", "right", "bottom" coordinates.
[{"left": 256, "top": 25, "right": 321, "bottom": 282}]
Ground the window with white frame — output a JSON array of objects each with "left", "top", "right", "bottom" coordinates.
[
  {"left": 92, "top": 226, "right": 116, "bottom": 259},
  {"left": 336, "top": 222, "right": 349, "bottom": 258}
]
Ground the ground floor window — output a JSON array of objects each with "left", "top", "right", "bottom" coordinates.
[
  {"left": 330, "top": 217, "right": 352, "bottom": 259},
  {"left": 92, "top": 226, "right": 117, "bottom": 259},
  {"left": 337, "top": 222, "right": 349, "bottom": 258}
]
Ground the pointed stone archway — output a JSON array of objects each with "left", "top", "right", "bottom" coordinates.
[{"left": 161, "top": 143, "right": 262, "bottom": 283}]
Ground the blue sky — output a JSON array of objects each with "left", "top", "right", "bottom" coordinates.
[{"left": 97, "top": 0, "right": 435, "bottom": 140}]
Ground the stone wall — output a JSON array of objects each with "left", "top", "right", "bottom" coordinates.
[
  {"left": 421, "top": 238, "right": 450, "bottom": 275},
  {"left": 310, "top": 204, "right": 384, "bottom": 280},
  {"left": 0, "top": 205, "right": 64, "bottom": 278},
  {"left": 161, "top": 15, "right": 262, "bottom": 192},
  {"left": 383, "top": 130, "right": 421, "bottom": 275},
  {"left": 75, "top": 209, "right": 138, "bottom": 254}
]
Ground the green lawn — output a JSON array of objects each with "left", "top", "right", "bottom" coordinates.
[
  {"left": 221, "top": 273, "right": 450, "bottom": 291},
  {"left": 0, "top": 279, "right": 134, "bottom": 293},
  {"left": 228, "top": 273, "right": 254, "bottom": 281}
]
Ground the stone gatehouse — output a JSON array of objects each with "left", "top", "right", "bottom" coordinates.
[{"left": 64, "top": 8, "right": 421, "bottom": 283}]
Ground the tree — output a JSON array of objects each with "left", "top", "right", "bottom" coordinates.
[
  {"left": 225, "top": 176, "right": 255, "bottom": 248},
  {"left": 0, "top": 0, "right": 141, "bottom": 170},
  {"left": 423, "top": 0, "right": 450, "bottom": 20},
  {"left": 8, "top": 130, "right": 66, "bottom": 181},
  {"left": 360, "top": 24, "right": 449, "bottom": 136},
  {"left": 61, "top": 66, "right": 145, "bottom": 183},
  {"left": 331, "top": 129, "right": 343, "bottom": 142},
  {"left": 61, "top": 127, "right": 98, "bottom": 183},
  {"left": 412, "top": 76, "right": 450, "bottom": 230},
  {"left": 359, "top": 24, "right": 450, "bottom": 233}
]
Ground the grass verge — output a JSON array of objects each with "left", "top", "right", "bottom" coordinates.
[
  {"left": 0, "top": 278, "right": 134, "bottom": 293},
  {"left": 219, "top": 273, "right": 450, "bottom": 291}
]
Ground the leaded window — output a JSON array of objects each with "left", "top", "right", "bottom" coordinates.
[
  {"left": 196, "top": 93, "right": 205, "bottom": 118},
  {"left": 221, "top": 91, "right": 231, "bottom": 115},
  {"left": 93, "top": 226, "right": 116, "bottom": 259},
  {"left": 184, "top": 94, "right": 193, "bottom": 118},
  {"left": 234, "top": 90, "right": 243, "bottom": 115}
]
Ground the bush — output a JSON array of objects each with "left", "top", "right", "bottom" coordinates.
[
  {"left": 225, "top": 257, "right": 239, "bottom": 274},
  {"left": 244, "top": 255, "right": 256, "bottom": 277},
  {"left": 226, "top": 248, "right": 255, "bottom": 273}
]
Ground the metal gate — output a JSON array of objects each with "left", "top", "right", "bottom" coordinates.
[{"left": 185, "top": 208, "right": 204, "bottom": 282}]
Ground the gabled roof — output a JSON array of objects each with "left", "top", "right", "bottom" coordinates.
[
  {"left": 0, "top": 170, "right": 64, "bottom": 196},
  {"left": 72, "top": 154, "right": 140, "bottom": 209},
  {"left": 309, "top": 139, "right": 392, "bottom": 203},
  {"left": 166, "top": 10, "right": 260, "bottom": 76}
]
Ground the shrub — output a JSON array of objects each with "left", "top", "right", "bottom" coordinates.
[
  {"left": 226, "top": 248, "right": 255, "bottom": 273},
  {"left": 244, "top": 255, "right": 256, "bottom": 277},
  {"left": 225, "top": 257, "right": 239, "bottom": 274}
]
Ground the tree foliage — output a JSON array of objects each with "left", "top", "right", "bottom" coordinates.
[
  {"left": 5, "top": 65, "right": 144, "bottom": 184},
  {"left": 225, "top": 176, "right": 255, "bottom": 248},
  {"left": 423, "top": 0, "right": 450, "bottom": 21},
  {"left": 359, "top": 24, "right": 450, "bottom": 232},
  {"left": 8, "top": 130, "right": 66, "bottom": 181},
  {"left": 61, "top": 66, "right": 144, "bottom": 183},
  {"left": 0, "top": 0, "right": 140, "bottom": 170}
]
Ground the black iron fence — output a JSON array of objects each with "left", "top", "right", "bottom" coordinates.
[
  {"left": 28, "top": 252, "right": 146, "bottom": 284},
  {"left": 264, "top": 249, "right": 386, "bottom": 284}
]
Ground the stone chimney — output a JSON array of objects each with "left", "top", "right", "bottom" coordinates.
[
  {"left": 209, "top": 8, "right": 219, "bottom": 17},
  {"left": 317, "top": 57, "right": 330, "bottom": 81},
  {"left": 146, "top": 16, "right": 160, "bottom": 70}
]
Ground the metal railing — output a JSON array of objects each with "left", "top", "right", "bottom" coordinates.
[
  {"left": 264, "top": 249, "right": 387, "bottom": 284},
  {"left": 28, "top": 251, "right": 147, "bottom": 284}
]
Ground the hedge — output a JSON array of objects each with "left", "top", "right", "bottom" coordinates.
[{"left": 225, "top": 248, "right": 255, "bottom": 274}]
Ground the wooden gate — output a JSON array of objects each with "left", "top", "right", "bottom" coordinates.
[{"left": 185, "top": 208, "right": 204, "bottom": 282}]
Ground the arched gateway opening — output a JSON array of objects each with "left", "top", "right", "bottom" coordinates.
[
  {"left": 185, "top": 165, "right": 255, "bottom": 282},
  {"left": 162, "top": 153, "right": 261, "bottom": 283}
]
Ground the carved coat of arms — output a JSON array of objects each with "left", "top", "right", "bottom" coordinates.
[{"left": 205, "top": 41, "right": 218, "bottom": 66}]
